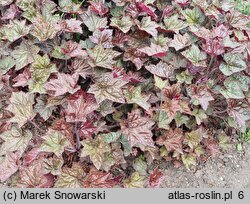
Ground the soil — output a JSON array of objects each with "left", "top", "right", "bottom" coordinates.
[{"left": 163, "top": 142, "right": 250, "bottom": 188}]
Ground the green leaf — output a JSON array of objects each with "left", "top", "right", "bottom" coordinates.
[
  {"left": 88, "top": 45, "right": 120, "bottom": 69},
  {"left": 34, "top": 95, "right": 55, "bottom": 121},
  {"left": 0, "top": 20, "right": 30, "bottom": 42},
  {"left": 124, "top": 172, "right": 146, "bottom": 188},
  {"left": 137, "top": 16, "right": 158, "bottom": 39},
  {"left": 44, "top": 156, "right": 63, "bottom": 175},
  {"left": 110, "top": 16, "right": 133, "bottom": 33},
  {"left": 100, "top": 131, "right": 121, "bottom": 143},
  {"left": 181, "top": 45, "right": 207, "bottom": 67},
  {"left": 101, "top": 152, "right": 116, "bottom": 172},
  {"left": 220, "top": 78, "right": 245, "bottom": 99},
  {"left": 184, "top": 129, "right": 202, "bottom": 149},
  {"left": 163, "top": 14, "right": 187, "bottom": 32},
  {"left": 154, "top": 75, "right": 168, "bottom": 90},
  {"left": 40, "top": 129, "right": 71, "bottom": 157},
  {"left": 98, "top": 100, "right": 115, "bottom": 116},
  {"left": 0, "top": 126, "right": 32, "bottom": 156},
  {"left": 55, "top": 163, "right": 84, "bottom": 188},
  {"left": 192, "top": 108, "right": 207, "bottom": 125},
  {"left": 0, "top": 56, "right": 16, "bottom": 74},
  {"left": 219, "top": 53, "right": 247, "bottom": 76},
  {"left": 81, "top": 11, "right": 107, "bottom": 32},
  {"left": 218, "top": 132, "right": 230, "bottom": 151},
  {"left": 181, "top": 154, "right": 196, "bottom": 170},
  {"left": 133, "top": 157, "right": 147, "bottom": 176},
  {"left": 182, "top": 7, "right": 205, "bottom": 25},
  {"left": 124, "top": 86, "right": 151, "bottom": 111},
  {"left": 175, "top": 112, "right": 189, "bottom": 127},
  {"left": 120, "top": 134, "right": 132, "bottom": 157},
  {"left": 30, "top": 16, "right": 60, "bottom": 41},
  {"left": 6, "top": 92, "right": 36, "bottom": 127},
  {"left": 11, "top": 41, "right": 40, "bottom": 70},
  {"left": 176, "top": 71, "right": 193, "bottom": 84},
  {"left": 29, "top": 55, "right": 57, "bottom": 94},
  {"left": 81, "top": 137, "right": 111, "bottom": 169},
  {"left": 156, "top": 110, "right": 172, "bottom": 130}
]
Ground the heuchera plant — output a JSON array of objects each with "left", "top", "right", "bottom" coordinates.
[{"left": 0, "top": 0, "right": 249, "bottom": 188}]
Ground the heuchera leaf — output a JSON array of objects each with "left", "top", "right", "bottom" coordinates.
[
  {"left": 58, "top": 0, "right": 84, "bottom": 14},
  {"left": 1, "top": 4, "right": 20, "bottom": 20},
  {"left": 0, "top": 126, "right": 32, "bottom": 156},
  {"left": 29, "top": 54, "right": 57, "bottom": 94},
  {"left": 88, "top": 73, "right": 128, "bottom": 104},
  {"left": 40, "top": 129, "right": 71, "bottom": 157},
  {"left": 124, "top": 86, "right": 151, "bottom": 111},
  {"left": 169, "top": 33, "right": 191, "bottom": 51},
  {"left": 181, "top": 44, "right": 207, "bottom": 67},
  {"left": 60, "top": 19, "right": 83, "bottom": 33},
  {"left": 147, "top": 167, "right": 165, "bottom": 188},
  {"left": 78, "top": 120, "right": 97, "bottom": 139},
  {"left": 13, "top": 67, "right": 31, "bottom": 87},
  {"left": 30, "top": 16, "right": 60, "bottom": 41},
  {"left": 184, "top": 129, "right": 202, "bottom": 149},
  {"left": 145, "top": 61, "right": 174, "bottom": 78},
  {"left": 136, "top": 17, "right": 158, "bottom": 39},
  {"left": 61, "top": 41, "right": 88, "bottom": 58},
  {"left": 90, "top": 29, "right": 113, "bottom": 48},
  {"left": 0, "top": 20, "right": 30, "bottom": 42},
  {"left": 157, "top": 128, "right": 184, "bottom": 154},
  {"left": 182, "top": 7, "right": 205, "bottom": 25},
  {"left": 65, "top": 89, "right": 99, "bottom": 123},
  {"left": 120, "top": 109, "right": 155, "bottom": 151},
  {"left": 6, "top": 92, "right": 36, "bottom": 127},
  {"left": 219, "top": 53, "right": 247, "bottom": 76},
  {"left": 202, "top": 38, "right": 225, "bottom": 56},
  {"left": 0, "top": 0, "right": 14, "bottom": 6},
  {"left": 154, "top": 75, "right": 168, "bottom": 90},
  {"left": 44, "top": 156, "right": 64, "bottom": 175},
  {"left": 133, "top": 156, "right": 147, "bottom": 176},
  {"left": 89, "top": 2, "right": 109, "bottom": 16},
  {"left": 87, "top": 45, "right": 120, "bottom": 69},
  {"left": 55, "top": 163, "right": 84, "bottom": 188},
  {"left": 192, "top": 108, "right": 207, "bottom": 125},
  {"left": 138, "top": 43, "right": 168, "bottom": 58},
  {"left": 187, "top": 84, "right": 214, "bottom": 110},
  {"left": 45, "top": 73, "right": 80, "bottom": 96},
  {"left": 100, "top": 131, "right": 121, "bottom": 144},
  {"left": 181, "top": 154, "right": 196, "bottom": 170},
  {"left": 11, "top": 41, "right": 40, "bottom": 70},
  {"left": 34, "top": 95, "right": 55, "bottom": 121},
  {"left": 0, "top": 56, "right": 16, "bottom": 74},
  {"left": 0, "top": 151, "right": 21, "bottom": 182},
  {"left": 220, "top": 78, "right": 245, "bottom": 99},
  {"left": 81, "top": 11, "right": 108, "bottom": 32},
  {"left": 124, "top": 172, "right": 146, "bottom": 188},
  {"left": 83, "top": 168, "right": 122, "bottom": 188},
  {"left": 162, "top": 14, "right": 187, "bottom": 32},
  {"left": 81, "top": 137, "right": 111, "bottom": 169},
  {"left": 17, "top": 160, "right": 54, "bottom": 188},
  {"left": 110, "top": 16, "right": 134, "bottom": 33}
]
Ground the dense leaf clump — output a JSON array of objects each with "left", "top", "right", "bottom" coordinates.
[{"left": 0, "top": 0, "right": 249, "bottom": 188}]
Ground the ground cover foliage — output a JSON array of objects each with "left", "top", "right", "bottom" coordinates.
[{"left": 0, "top": 0, "right": 249, "bottom": 188}]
